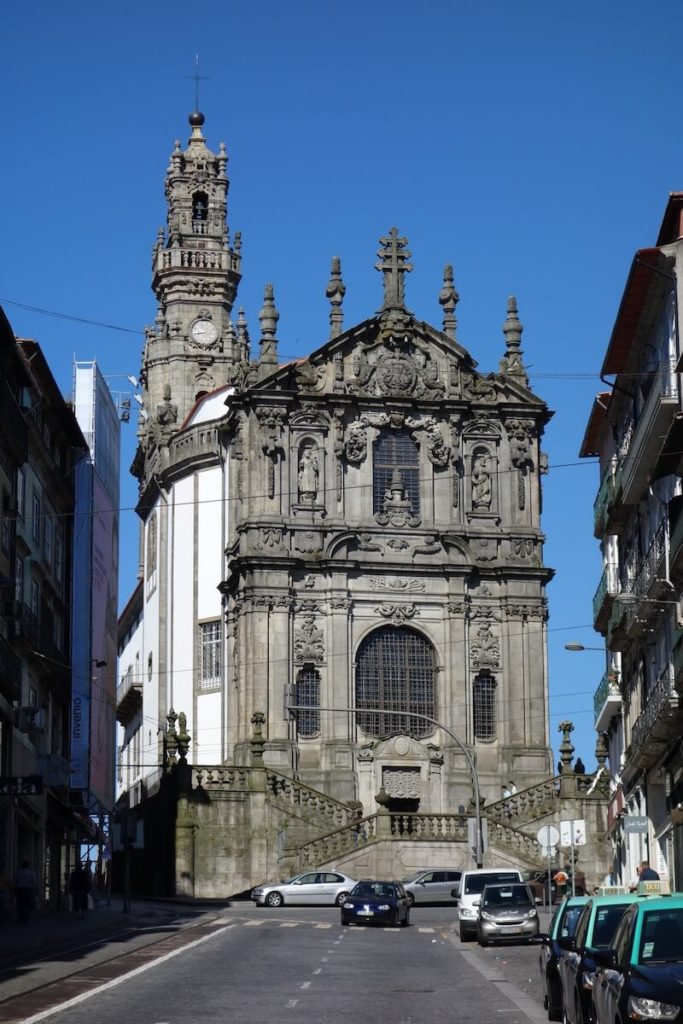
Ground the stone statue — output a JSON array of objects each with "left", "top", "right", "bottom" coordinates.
[
  {"left": 298, "top": 447, "right": 319, "bottom": 499},
  {"left": 471, "top": 454, "right": 492, "bottom": 509}
]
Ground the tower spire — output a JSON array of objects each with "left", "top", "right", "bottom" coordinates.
[
  {"left": 375, "top": 227, "right": 413, "bottom": 310},
  {"left": 326, "top": 257, "right": 346, "bottom": 339},
  {"left": 438, "top": 264, "right": 459, "bottom": 340},
  {"left": 186, "top": 54, "right": 208, "bottom": 116},
  {"left": 500, "top": 295, "right": 528, "bottom": 386}
]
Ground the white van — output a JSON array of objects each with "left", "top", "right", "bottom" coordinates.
[{"left": 456, "top": 867, "right": 523, "bottom": 941}]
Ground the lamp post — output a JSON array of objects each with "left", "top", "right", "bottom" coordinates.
[{"left": 285, "top": 702, "right": 483, "bottom": 867}]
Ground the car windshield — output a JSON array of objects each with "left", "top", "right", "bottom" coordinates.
[
  {"left": 559, "top": 904, "right": 585, "bottom": 938},
  {"left": 482, "top": 885, "right": 531, "bottom": 907},
  {"left": 353, "top": 882, "right": 396, "bottom": 899},
  {"left": 590, "top": 904, "right": 630, "bottom": 948},
  {"left": 639, "top": 909, "right": 683, "bottom": 963},
  {"left": 465, "top": 873, "right": 520, "bottom": 895}
]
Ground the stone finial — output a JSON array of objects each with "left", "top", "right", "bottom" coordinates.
[
  {"left": 177, "top": 711, "right": 191, "bottom": 762},
  {"left": 234, "top": 230, "right": 242, "bottom": 253},
  {"left": 500, "top": 295, "right": 528, "bottom": 386},
  {"left": 439, "top": 264, "right": 459, "bottom": 339},
  {"left": 258, "top": 284, "right": 279, "bottom": 366},
  {"left": 558, "top": 720, "right": 575, "bottom": 772},
  {"left": 236, "top": 306, "right": 250, "bottom": 360},
  {"left": 326, "top": 257, "right": 346, "bottom": 339},
  {"left": 376, "top": 227, "right": 413, "bottom": 310},
  {"left": 595, "top": 732, "right": 608, "bottom": 768}
]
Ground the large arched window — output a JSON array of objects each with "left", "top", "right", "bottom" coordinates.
[
  {"left": 473, "top": 671, "right": 497, "bottom": 741},
  {"left": 295, "top": 665, "right": 320, "bottom": 737},
  {"left": 373, "top": 429, "right": 420, "bottom": 515},
  {"left": 355, "top": 627, "right": 435, "bottom": 738}
]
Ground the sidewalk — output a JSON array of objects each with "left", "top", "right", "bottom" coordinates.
[{"left": 0, "top": 895, "right": 211, "bottom": 961}]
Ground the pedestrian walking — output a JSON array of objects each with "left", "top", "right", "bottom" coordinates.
[
  {"left": 501, "top": 784, "right": 511, "bottom": 799},
  {"left": 508, "top": 781, "right": 517, "bottom": 795},
  {"left": 638, "top": 861, "right": 660, "bottom": 882},
  {"left": 14, "top": 861, "right": 37, "bottom": 923},
  {"left": 69, "top": 861, "right": 91, "bottom": 918}
]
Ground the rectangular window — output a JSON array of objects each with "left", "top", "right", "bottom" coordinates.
[
  {"left": 15, "top": 555, "right": 23, "bottom": 603},
  {"left": 31, "top": 493, "right": 40, "bottom": 544},
  {"left": 295, "top": 667, "right": 320, "bottom": 737},
  {"left": 17, "top": 470, "right": 25, "bottom": 519},
  {"left": 44, "top": 514, "right": 52, "bottom": 568},
  {"left": 54, "top": 527, "right": 63, "bottom": 585},
  {"left": 30, "top": 579, "right": 39, "bottom": 617},
  {"left": 199, "top": 621, "right": 222, "bottom": 690}
]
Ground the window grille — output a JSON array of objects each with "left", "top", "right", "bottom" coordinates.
[
  {"left": 473, "top": 672, "right": 497, "bottom": 741},
  {"left": 200, "top": 620, "right": 222, "bottom": 690},
  {"left": 373, "top": 430, "right": 420, "bottom": 515},
  {"left": 355, "top": 627, "right": 435, "bottom": 738},
  {"left": 295, "top": 665, "right": 320, "bottom": 737}
]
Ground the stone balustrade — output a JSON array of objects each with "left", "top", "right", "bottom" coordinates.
[
  {"left": 193, "top": 766, "right": 252, "bottom": 791},
  {"left": 265, "top": 770, "right": 357, "bottom": 828}
]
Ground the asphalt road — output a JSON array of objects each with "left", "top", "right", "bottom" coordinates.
[{"left": 1, "top": 903, "right": 554, "bottom": 1024}]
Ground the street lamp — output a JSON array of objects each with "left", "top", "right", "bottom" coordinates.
[
  {"left": 564, "top": 643, "right": 605, "bottom": 652},
  {"left": 286, "top": 701, "right": 483, "bottom": 867}
]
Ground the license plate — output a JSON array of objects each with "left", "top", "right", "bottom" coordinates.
[
  {"left": 358, "top": 910, "right": 374, "bottom": 916},
  {"left": 499, "top": 926, "right": 521, "bottom": 934}
]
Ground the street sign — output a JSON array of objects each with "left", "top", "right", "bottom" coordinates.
[
  {"left": 0, "top": 775, "right": 43, "bottom": 796},
  {"left": 560, "top": 818, "right": 586, "bottom": 846},
  {"left": 536, "top": 824, "right": 560, "bottom": 849},
  {"left": 622, "top": 815, "right": 648, "bottom": 834},
  {"left": 542, "top": 845, "right": 557, "bottom": 859}
]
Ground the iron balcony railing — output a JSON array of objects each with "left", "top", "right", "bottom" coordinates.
[
  {"left": 630, "top": 663, "right": 677, "bottom": 755},
  {"left": 632, "top": 518, "right": 668, "bottom": 600},
  {"left": 593, "top": 563, "right": 618, "bottom": 625},
  {"left": 594, "top": 669, "right": 621, "bottom": 728}
]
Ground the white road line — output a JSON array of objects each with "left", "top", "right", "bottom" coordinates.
[
  {"left": 300, "top": 981, "right": 311, "bottom": 989},
  {"left": 244, "top": 920, "right": 264, "bottom": 926},
  {"left": 20, "top": 924, "right": 235, "bottom": 1024},
  {"left": 280, "top": 922, "right": 300, "bottom": 927},
  {"left": 454, "top": 945, "right": 548, "bottom": 1024},
  {"left": 314, "top": 923, "right": 332, "bottom": 929},
  {"left": 312, "top": 968, "right": 322, "bottom": 975},
  {"left": 286, "top": 999, "right": 298, "bottom": 1008},
  {"left": 418, "top": 927, "right": 435, "bottom": 933}
]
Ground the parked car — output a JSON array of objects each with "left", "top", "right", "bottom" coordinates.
[
  {"left": 476, "top": 882, "right": 540, "bottom": 945},
  {"left": 250, "top": 870, "right": 357, "bottom": 907},
  {"left": 402, "top": 869, "right": 462, "bottom": 905},
  {"left": 557, "top": 892, "right": 645, "bottom": 1024},
  {"left": 340, "top": 880, "right": 411, "bottom": 927},
  {"left": 457, "top": 867, "right": 523, "bottom": 941},
  {"left": 592, "top": 891, "right": 683, "bottom": 1024},
  {"left": 539, "top": 896, "right": 589, "bottom": 1021}
]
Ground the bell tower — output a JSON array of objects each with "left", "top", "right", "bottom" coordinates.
[{"left": 139, "top": 110, "right": 243, "bottom": 430}]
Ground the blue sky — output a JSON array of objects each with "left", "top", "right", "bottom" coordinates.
[{"left": 3, "top": 0, "right": 683, "bottom": 769}]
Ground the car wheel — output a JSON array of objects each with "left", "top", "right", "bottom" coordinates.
[
  {"left": 264, "top": 891, "right": 284, "bottom": 908},
  {"left": 335, "top": 891, "right": 350, "bottom": 907},
  {"left": 406, "top": 892, "right": 415, "bottom": 907},
  {"left": 478, "top": 933, "right": 488, "bottom": 946},
  {"left": 459, "top": 923, "right": 472, "bottom": 942},
  {"left": 401, "top": 910, "right": 410, "bottom": 928},
  {"left": 341, "top": 917, "right": 349, "bottom": 926}
]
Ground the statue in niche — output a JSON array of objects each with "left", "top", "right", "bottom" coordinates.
[
  {"left": 298, "top": 445, "right": 319, "bottom": 500},
  {"left": 471, "top": 453, "right": 492, "bottom": 509},
  {"left": 157, "top": 384, "right": 178, "bottom": 427}
]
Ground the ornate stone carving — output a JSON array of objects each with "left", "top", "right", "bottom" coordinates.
[
  {"left": 297, "top": 445, "right": 319, "bottom": 500},
  {"left": 448, "top": 601, "right": 467, "bottom": 616},
  {"left": 295, "top": 599, "right": 323, "bottom": 613},
  {"left": 506, "top": 418, "right": 534, "bottom": 468},
  {"left": 470, "top": 605, "right": 501, "bottom": 622},
  {"left": 358, "top": 533, "right": 385, "bottom": 553},
  {"left": 461, "top": 372, "right": 497, "bottom": 403},
  {"left": 470, "top": 621, "right": 500, "bottom": 669},
  {"left": 230, "top": 414, "right": 246, "bottom": 500},
  {"left": 508, "top": 538, "right": 534, "bottom": 561},
  {"left": 348, "top": 335, "right": 444, "bottom": 400},
  {"left": 255, "top": 526, "right": 285, "bottom": 551},
  {"left": 411, "top": 535, "right": 441, "bottom": 556},
  {"left": 472, "top": 537, "right": 497, "bottom": 562},
  {"left": 369, "top": 576, "right": 426, "bottom": 592},
  {"left": 357, "top": 743, "right": 374, "bottom": 763},
  {"left": 375, "top": 603, "right": 419, "bottom": 624},
  {"left": 375, "top": 469, "right": 421, "bottom": 528},
  {"left": 386, "top": 537, "right": 410, "bottom": 551},
  {"left": 293, "top": 529, "right": 323, "bottom": 553},
  {"left": 295, "top": 360, "right": 325, "bottom": 391},
  {"left": 294, "top": 615, "right": 325, "bottom": 664},
  {"left": 256, "top": 406, "right": 285, "bottom": 499},
  {"left": 344, "top": 419, "right": 368, "bottom": 463},
  {"left": 330, "top": 598, "right": 350, "bottom": 611},
  {"left": 382, "top": 766, "right": 421, "bottom": 799},
  {"left": 471, "top": 452, "right": 493, "bottom": 510},
  {"left": 420, "top": 417, "right": 451, "bottom": 468}
]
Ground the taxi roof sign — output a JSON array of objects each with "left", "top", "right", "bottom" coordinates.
[
  {"left": 637, "top": 879, "right": 670, "bottom": 896},
  {"left": 598, "top": 885, "right": 628, "bottom": 896}
]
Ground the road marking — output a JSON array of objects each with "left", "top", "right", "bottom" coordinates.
[
  {"left": 454, "top": 945, "right": 548, "bottom": 1024},
  {"left": 244, "top": 920, "right": 264, "bottom": 926},
  {"left": 280, "top": 922, "right": 300, "bottom": 927},
  {"left": 312, "top": 968, "right": 322, "bottom": 975},
  {"left": 301, "top": 981, "right": 311, "bottom": 989},
  {"left": 321, "top": 956, "right": 329, "bottom": 961},
  {"left": 418, "top": 927, "right": 435, "bottom": 933},
  {"left": 314, "top": 923, "right": 332, "bottom": 929},
  {"left": 286, "top": 999, "right": 298, "bottom": 1008},
  {"left": 19, "top": 924, "right": 234, "bottom": 1024}
]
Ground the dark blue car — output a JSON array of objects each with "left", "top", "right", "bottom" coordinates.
[{"left": 340, "top": 880, "right": 411, "bottom": 927}]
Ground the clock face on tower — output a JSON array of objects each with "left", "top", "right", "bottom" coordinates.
[{"left": 190, "top": 318, "right": 219, "bottom": 346}]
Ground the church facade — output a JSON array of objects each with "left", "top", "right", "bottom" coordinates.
[{"left": 116, "top": 110, "right": 557, "bottom": 887}]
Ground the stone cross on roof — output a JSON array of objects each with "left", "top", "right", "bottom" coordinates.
[{"left": 376, "top": 227, "right": 413, "bottom": 309}]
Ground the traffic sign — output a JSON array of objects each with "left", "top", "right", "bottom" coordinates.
[
  {"left": 560, "top": 818, "right": 586, "bottom": 846},
  {"left": 0, "top": 776, "right": 43, "bottom": 796},
  {"left": 536, "top": 824, "right": 560, "bottom": 849}
]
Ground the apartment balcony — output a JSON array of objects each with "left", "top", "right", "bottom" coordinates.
[
  {"left": 593, "top": 564, "right": 619, "bottom": 633},
  {"left": 607, "top": 594, "right": 633, "bottom": 651},
  {"left": 117, "top": 666, "right": 142, "bottom": 725},
  {"left": 625, "top": 664, "right": 680, "bottom": 773},
  {"left": 593, "top": 462, "right": 627, "bottom": 538},
  {"left": 631, "top": 519, "right": 668, "bottom": 604},
  {"left": 619, "top": 361, "right": 679, "bottom": 506},
  {"left": 670, "top": 495, "right": 683, "bottom": 576},
  {"left": 594, "top": 669, "right": 622, "bottom": 731},
  {"left": 0, "top": 632, "right": 21, "bottom": 702}
]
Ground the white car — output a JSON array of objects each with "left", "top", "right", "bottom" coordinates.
[
  {"left": 251, "top": 870, "right": 357, "bottom": 907},
  {"left": 402, "top": 869, "right": 462, "bottom": 905}
]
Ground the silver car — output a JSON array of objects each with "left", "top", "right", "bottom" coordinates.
[
  {"left": 476, "top": 882, "right": 539, "bottom": 945},
  {"left": 251, "top": 870, "right": 357, "bottom": 908},
  {"left": 402, "top": 869, "right": 462, "bottom": 906}
]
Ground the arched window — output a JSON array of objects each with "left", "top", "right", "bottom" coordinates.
[
  {"left": 373, "top": 429, "right": 419, "bottom": 516},
  {"left": 295, "top": 665, "right": 320, "bottom": 737},
  {"left": 355, "top": 627, "right": 435, "bottom": 738},
  {"left": 192, "top": 192, "right": 208, "bottom": 222},
  {"left": 473, "top": 671, "right": 497, "bottom": 741}
]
